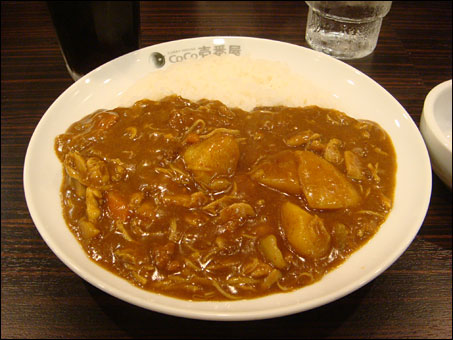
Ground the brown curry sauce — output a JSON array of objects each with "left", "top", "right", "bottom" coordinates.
[{"left": 55, "top": 95, "right": 396, "bottom": 301}]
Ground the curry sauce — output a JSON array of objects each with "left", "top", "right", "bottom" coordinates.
[{"left": 55, "top": 95, "right": 396, "bottom": 300}]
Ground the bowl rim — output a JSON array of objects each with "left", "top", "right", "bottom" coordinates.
[{"left": 422, "top": 79, "right": 452, "bottom": 153}]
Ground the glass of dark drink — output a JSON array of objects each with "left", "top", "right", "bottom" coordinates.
[{"left": 47, "top": 1, "right": 140, "bottom": 81}]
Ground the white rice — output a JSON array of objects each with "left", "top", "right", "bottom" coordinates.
[{"left": 118, "top": 54, "right": 331, "bottom": 111}]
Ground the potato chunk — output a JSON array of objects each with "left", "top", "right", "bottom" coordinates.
[
  {"left": 296, "top": 151, "right": 361, "bottom": 209},
  {"left": 280, "top": 201, "right": 331, "bottom": 259},
  {"left": 249, "top": 150, "right": 301, "bottom": 194},
  {"left": 183, "top": 133, "right": 239, "bottom": 189}
]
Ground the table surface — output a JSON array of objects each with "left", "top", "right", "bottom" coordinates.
[{"left": 2, "top": 1, "right": 451, "bottom": 338}]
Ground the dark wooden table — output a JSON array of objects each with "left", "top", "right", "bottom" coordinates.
[{"left": 2, "top": 1, "right": 451, "bottom": 338}]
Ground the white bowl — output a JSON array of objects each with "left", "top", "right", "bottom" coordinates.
[
  {"left": 420, "top": 79, "right": 452, "bottom": 189},
  {"left": 23, "top": 37, "right": 432, "bottom": 321}
]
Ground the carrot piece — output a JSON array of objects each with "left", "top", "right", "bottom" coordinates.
[
  {"left": 106, "top": 190, "right": 129, "bottom": 221},
  {"left": 184, "top": 133, "right": 200, "bottom": 144}
]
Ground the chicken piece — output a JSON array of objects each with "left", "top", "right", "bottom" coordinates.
[
  {"left": 63, "top": 151, "right": 87, "bottom": 184},
  {"left": 280, "top": 201, "right": 331, "bottom": 259},
  {"left": 332, "top": 223, "right": 349, "bottom": 251},
  {"left": 249, "top": 150, "right": 302, "bottom": 195},
  {"left": 92, "top": 110, "right": 119, "bottom": 131},
  {"left": 152, "top": 242, "right": 180, "bottom": 272},
  {"left": 136, "top": 200, "right": 156, "bottom": 219},
  {"left": 183, "top": 133, "right": 239, "bottom": 189},
  {"left": 129, "top": 192, "right": 145, "bottom": 209},
  {"left": 283, "top": 130, "right": 319, "bottom": 147},
  {"left": 258, "top": 234, "right": 288, "bottom": 269},
  {"left": 242, "top": 258, "right": 273, "bottom": 278},
  {"left": 262, "top": 269, "right": 283, "bottom": 289},
  {"left": 219, "top": 202, "right": 255, "bottom": 223},
  {"left": 78, "top": 218, "right": 100, "bottom": 239},
  {"left": 324, "top": 138, "right": 343, "bottom": 164},
  {"left": 284, "top": 131, "right": 311, "bottom": 147},
  {"left": 86, "top": 187, "right": 102, "bottom": 222},
  {"left": 162, "top": 191, "right": 208, "bottom": 208},
  {"left": 295, "top": 151, "right": 361, "bottom": 209},
  {"left": 86, "top": 157, "right": 110, "bottom": 187},
  {"left": 71, "top": 177, "right": 86, "bottom": 198},
  {"left": 344, "top": 150, "right": 364, "bottom": 180}
]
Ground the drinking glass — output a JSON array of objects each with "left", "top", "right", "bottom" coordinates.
[
  {"left": 48, "top": 1, "right": 140, "bottom": 81},
  {"left": 305, "top": 1, "right": 392, "bottom": 60}
]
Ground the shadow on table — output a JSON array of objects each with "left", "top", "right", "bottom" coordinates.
[
  {"left": 418, "top": 172, "right": 452, "bottom": 251},
  {"left": 85, "top": 280, "right": 374, "bottom": 339}
]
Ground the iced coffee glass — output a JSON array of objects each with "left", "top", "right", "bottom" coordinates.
[
  {"left": 305, "top": 1, "right": 392, "bottom": 60},
  {"left": 48, "top": 1, "right": 140, "bottom": 81}
]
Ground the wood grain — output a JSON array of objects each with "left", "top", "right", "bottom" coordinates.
[{"left": 2, "top": 1, "right": 451, "bottom": 338}]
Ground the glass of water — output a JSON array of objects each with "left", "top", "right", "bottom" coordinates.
[{"left": 305, "top": 1, "right": 392, "bottom": 60}]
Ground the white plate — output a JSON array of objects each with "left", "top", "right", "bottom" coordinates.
[{"left": 23, "top": 37, "right": 432, "bottom": 321}]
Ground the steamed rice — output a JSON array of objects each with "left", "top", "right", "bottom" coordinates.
[{"left": 118, "top": 54, "right": 332, "bottom": 111}]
